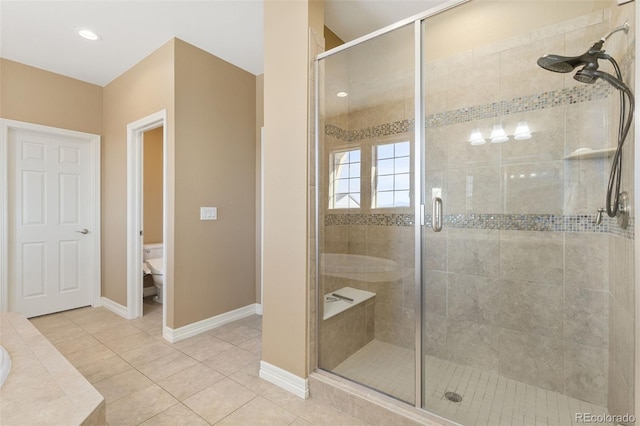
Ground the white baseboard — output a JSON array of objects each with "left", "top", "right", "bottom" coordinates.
[
  {"left": 259, "top": 360, "right": 309, "bottom": 399},
  {"left": 143, "top": 286, "right": 157, "bottom": 298},
  {"left": 163, "top": 303, "right": 260, "bottom": 343},
  {"left": 255, "top": 304, "right": 263, "bottom": 315},
  {"left": 101, "top": 297, "right": 134, "bottom": 320}
]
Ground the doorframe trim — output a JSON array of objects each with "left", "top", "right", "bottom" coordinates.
[
  {"left": 126, "top": 110, "right": 166, "bottom": 320},
  {"left": 0, "top": 119, "right": 101, "bottom": 313}
]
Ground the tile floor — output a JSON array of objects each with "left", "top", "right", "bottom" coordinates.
[
  {"left": 334, "top": 340, "right": 615, "bottom": 426},
  {"left": 29, "top": 299, "right": 369, "bottom": 426}
]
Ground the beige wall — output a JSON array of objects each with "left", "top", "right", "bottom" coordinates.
[
  {"left": 263, "top": 0, "right": 323, "bottom": 379},
  {"left": 0, "top": 58, "right": 102, "bottom": 134},
  {"left": 173, "top": 39, "right": 256, "bottom": 328},
  {"left": 102, "top": 40, "right": 175, "bottom": 314},
  {"left": 143, "top": 126, "right": 164, "bottom": 245},
  {"left": 426, "top": 1, "right": 611, "bottom": 60}
]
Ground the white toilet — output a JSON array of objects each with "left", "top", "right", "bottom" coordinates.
[{"left": 143, "top": 243, "right": 163, "bottom": 304}]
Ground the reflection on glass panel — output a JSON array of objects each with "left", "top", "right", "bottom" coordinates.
[
  {"left": 350, "top": 150, "right": 361, "bottom": 162},
  {"left": 350, "top": 163, "right": 361, "bottom": 177}
]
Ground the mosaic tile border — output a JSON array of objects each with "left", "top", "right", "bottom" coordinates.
[
  {"left": 325, "top": 119, "right": 414, "bottom": 142},
  {"left": 324, "top": 213, "right": 415, "bottom": 227},
  {"left": 324, "top": 213, "right": 634, "bottom": 240},
  {"left": 325, "top": 82, "right": 612, "bottom": 142},
  {"left": 425, "top": 82, "right": 611, "bottom": 129}
]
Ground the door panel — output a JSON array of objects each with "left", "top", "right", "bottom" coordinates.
[{"left": 9, "top": 127, "right": 94, "bottom": 317}]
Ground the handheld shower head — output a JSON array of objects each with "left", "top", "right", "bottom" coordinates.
[{"left": 574, "top": 68, "right": 631, "bottom": 92}]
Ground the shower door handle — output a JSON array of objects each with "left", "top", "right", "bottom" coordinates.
[{"left": 432, "top": 197, "right": 443, "bottom": 232}]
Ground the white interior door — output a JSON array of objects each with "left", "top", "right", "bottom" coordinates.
[{"left": 8, "top": 127, "right": 95, "bottom": 317}]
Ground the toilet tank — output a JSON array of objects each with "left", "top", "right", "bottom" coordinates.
[{"left": 143, "top": 243, "right": 163, "bottom": 261}]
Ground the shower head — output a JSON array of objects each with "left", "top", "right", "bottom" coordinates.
[
  {"left": 574, "top": 68, "right": 631, "bottom": 92},
  {"left": 536, "top": 40, "right": 605, "bottom": 74},
  {"left": 537, "top": 22, "right": 629, "bottom": 77}
]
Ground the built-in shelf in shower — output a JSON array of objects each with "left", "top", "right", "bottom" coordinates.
[
  {"left": 563, "top": 147, "right": 616, "bottom": 160},
  {"left": 323, "top": 287, "right": 376, "bottom": 320}
]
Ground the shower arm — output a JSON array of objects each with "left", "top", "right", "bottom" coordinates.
[{"left": 600, "top": 22, "right": 629, "bottom": 43}]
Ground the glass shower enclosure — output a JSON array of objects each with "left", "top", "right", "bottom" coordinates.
[{"left": 316, "top": 1, "right": 636, "bottom": 424}]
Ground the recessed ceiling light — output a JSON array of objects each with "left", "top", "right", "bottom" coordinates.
[
  {"left": 336, "top": 91, "right": 348, "bottom": 98},
  {"left": 77, "top": 28, "right": 101, "bottom": 41}
]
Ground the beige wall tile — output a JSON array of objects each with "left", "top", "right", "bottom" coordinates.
[
  {"left": 448, "top": 273, "right": 500, "bottom": 326},
  {"left": 498, "top": 328, "right": 563, "bottom": 393},
  {"left": 448, "top": 229, "right": 500, "bottom": 277},
  {"left": 500, "top": 231, "right": 563, "bottom": 285},
  {"left": 564, "top": 342, "right": 608, "bottom": 406},
  {"left": 564, "top": 286, "right": 608, "bottom": 348},
  {"left": 565, "top": 233, "right": 608, "bottom": 290},
  {"left": 500, "top": 279, "right": 563, "bottom": 340},
  {"left": 503, "top": 162, "right": 564, "bottom": 214}
]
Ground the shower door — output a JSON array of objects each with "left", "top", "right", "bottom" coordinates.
[
  {"left": 316, "top": 23, "right": 418, "bottom": 404},
  {"left": 420, "top": 2, "right": 634, "bottom": 424}
]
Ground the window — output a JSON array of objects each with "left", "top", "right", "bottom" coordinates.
[
  {"left": 329, "top": 149, "right": 361, "bottom": 209},
  {"left": 372, "top": 141, "right": 410, "bottom": 208}
]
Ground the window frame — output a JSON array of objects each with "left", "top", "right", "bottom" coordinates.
[
  {"left": 328, "top": 146, "right": 362, "bottom": 210},
  {"left": 371, "top": 139, "right": 413, "bottom": 211}
]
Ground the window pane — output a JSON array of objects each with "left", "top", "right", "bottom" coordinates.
[
  {"left": 395, "top": 156, "right": 410, "bottom": 174},
  {"left": 395, "top": 141, "right": 410, "bottom": 157},
  {"left": 335, "top": 164, "right": 350, "bottom": 180},
  {"left": 395, "top": 190, "right": 410, "bottom": 207},
  {"left": 377, "top": 159, "right": 394, "bottom": 175},
  {"left": 330, "top": 148, "right": 361, "bottom": 210},
  {"left": 349, "top": 178, "right": 360, "bottom": 193},
  {"left": 335, "top": 178, "right": 350, "bottom": 193},
  {"left": 377, "top": 144, "right": 394, "bottom": 159},
  {"left": 395, "top": 173, "right": 410, "bottom": 190},
  {"left": 377, "top": 191, "right": 394, "bottom": 208},
  {"left": 377, "top": 175, "right": 394, "bottom": 192},
  {"left": 334, "top": 193, "right": 350, "bottom": 208},
  {"left": 334, "top": 151, "right": 348, "bottom": 165}
]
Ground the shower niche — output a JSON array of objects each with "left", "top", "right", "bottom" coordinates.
[{"left": 315, "top": 1, "right": 636, "bottom": 424}]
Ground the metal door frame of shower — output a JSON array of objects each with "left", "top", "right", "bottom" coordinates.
[{"left": 313, "top": 0, "right": 470, "bottom": 411}]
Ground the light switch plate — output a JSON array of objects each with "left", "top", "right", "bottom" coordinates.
[{"left": 200, "top": 207, "right": 217, "bottom": 220}]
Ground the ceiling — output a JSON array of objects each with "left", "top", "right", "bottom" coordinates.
[{"left": 0, "top": 0, "right": 448, "bottom": 87}]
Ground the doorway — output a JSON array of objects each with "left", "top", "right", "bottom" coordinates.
[
  {"left": 0, "top": 119, "right": 101, "bottom": 317},
  {"left": 126, "top": 110, "right": 167, "bottom": 330}
]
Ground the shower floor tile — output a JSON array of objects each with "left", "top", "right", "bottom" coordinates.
[{"left": 333, "top": 340, "right": 614, "bottom": 426}]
